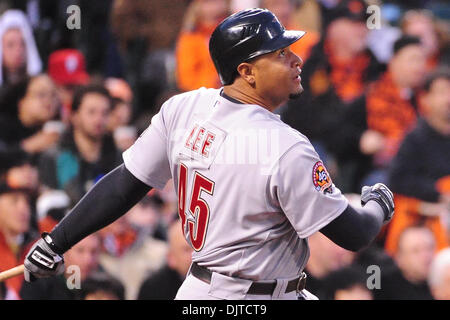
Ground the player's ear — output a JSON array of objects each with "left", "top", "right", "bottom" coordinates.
[{"left": 236, "top": 62, "right": 256, "bottom": 86}]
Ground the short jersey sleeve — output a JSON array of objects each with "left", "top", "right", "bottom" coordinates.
[
  {"left": 269, "top": 140, "right": 348, "bottom": 238},
  {"left": 122, "top": 104, "right": 172, "bottom": 189}
]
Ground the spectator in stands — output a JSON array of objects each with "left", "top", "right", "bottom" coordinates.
[
  {"left": 401, "top": 9, "right": 443, "bottom": 71},
  {"left": 111, "top": 0, "right": 189, "bottom": 114},
  {"left": 35, "top": 189, "right": 70, "bottom": 234},
  {"left": 0, "top": 149, "right": 38, "bottom": 194},
  {"left": 291, "top": 0, "right": 322, "bottom": 35},
  {"left": 0, "top": 149, "right": 40, "bottom": 233},
  {"left": 386, "top": 68, "right": 450, "bottom": 254},
  {"left": 47, "top": 49, "right": 90, "bottom": 124},
  {"left": 109, "top": 98, "right": 135, "bottom": 152},
  {"left": 0, "top": 178, "right": 35, "bottom": 296},
  {"left": 329, "top": 36, "right": 427, "bottom": 192},
  {"left": 104, "top": 78, "right": 135, "bottom": 150},
  {"left": 320, "top": 265, "right": 373, "bottom": 300},
  {"left": 364, "top": 36, "right": 425, "bottom": 166},
  {"left": 103, "top": 77, "right": 136, "bottom": 151},
  {"left": 304, "top": 232, "right": 355, "bottom": 299},
  {"left": 38, "top": 85, "right": 120, "bottom": 204},
  {"left": 99, "top": 215, "right": 137, "bottom": 259},
  {"left": 155, "top": 181, "right": 180, "bottom": 230},
  {"left": 105, "top": 77, "right": 133, "bottom": 104},
  {"left": 0, "top": 74, "right": 61, "bottom": 155},
  {"left": 80, "top": 272, "right": 125, "bottom": 300},
  {"left": 20, "top": 233, "right": 102, "bottom": 300},
  {"left": 374, "top": 226, "right": 435, "bottom": 300},
  {"left": 175, "top": 0, "right": 229, "bottom": 91},
  {"left": 282, "top": 0, "right": 384, "bottom": 184},
  {"left": 108, "top": 100, "right": 133, "bottom": 141},
  {"left": 0, "top": 10, "right": 41, "bottom": 89},
  {"left": 260, "top": 0, "right": 320, "bottom": 62},
  {"left": 428, "top": 247, "right": 450, "bottom": 300},
  {"left": 125, "top": 193, "right": 168, "bottom": 241},
  {"left": 137, "top": 218, "right": 193, "bottom": 300},
  {"left": 98, "top": 195, "right": 168, "bottom": 299}
]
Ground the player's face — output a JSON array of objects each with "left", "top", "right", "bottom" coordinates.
[{"left": 251, "top": 46, "right": 303, "bottom": 108}]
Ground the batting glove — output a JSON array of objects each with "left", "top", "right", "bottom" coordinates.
[
  {"left": 361, "top": 183, "right": 395, "bottom": 222},
  {"left": 24, "top": 233, "right": 65, "bottom": 282}
]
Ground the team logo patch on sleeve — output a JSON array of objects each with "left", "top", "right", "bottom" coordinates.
[{"left": 312, "top": 161, "right": 333, "bottom": 194}]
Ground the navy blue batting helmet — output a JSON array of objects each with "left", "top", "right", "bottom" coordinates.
[{"left": 209, "top": 8, "right": 306, "bottom": 85}]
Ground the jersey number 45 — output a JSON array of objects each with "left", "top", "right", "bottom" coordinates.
[{"left": 178, "top": 163, "right": 215, "bottom": 251}]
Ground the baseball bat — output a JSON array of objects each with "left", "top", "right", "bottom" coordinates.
[{"left": 0, "top": 265, "right": 24, "bottom": 282}]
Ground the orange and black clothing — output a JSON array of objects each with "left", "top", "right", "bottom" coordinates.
[
  {"left": 176, "top": 23, "right": 222, "bottom": 92},
  {"left": 324, "top": 41, "right": 372, "bottom": 103},
  {"left": 324, "top": 70, "right": 420, "bottom": 193},
  {"left": 0, "top": 231, "right": 35, "bottom": 296},
  {"left": 282, "top": 38, "right": 384, "bottom": 150},
  {"left": 101, "top": 228, "right": 137, "bottom": 257},
  {"left": 385, "top": 118, "right": 450, "bottom": 255},
  {"left": 365, "top": 72, "right": 419, "bottom": 162}
]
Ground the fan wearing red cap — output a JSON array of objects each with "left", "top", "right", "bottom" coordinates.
[{"left": 48, "top": 49, "right": 90, "bottom": 123}]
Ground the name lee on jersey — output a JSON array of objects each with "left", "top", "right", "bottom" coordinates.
[{"left": 185, "top": 124, "right": 216, "bottom": 158}]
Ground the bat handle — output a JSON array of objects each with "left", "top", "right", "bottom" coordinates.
[{"left": 0, "top": 265, "right": 25, "bottom": 282}]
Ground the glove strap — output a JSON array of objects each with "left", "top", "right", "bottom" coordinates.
[{"left": 42, "top": 232, "right": 65, "bottom": 255}]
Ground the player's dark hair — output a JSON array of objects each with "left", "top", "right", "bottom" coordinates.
[
  {"left": 71, "top": 84, "right": 111, "bottom": 113},
  {"left": 423, "top": 67, "right": 450, "bottom": 92}
]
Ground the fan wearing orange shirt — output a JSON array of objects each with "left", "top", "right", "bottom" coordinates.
[{"left": 175, "top": 0, "right": 230, "bottom": 91}]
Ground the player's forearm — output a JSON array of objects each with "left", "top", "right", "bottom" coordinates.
[
  {"left": 49, "top": 164, "right": 152, "bottom": 254},
  {"left": 320, "top": 201, "right": 385, "bottom": 252}
]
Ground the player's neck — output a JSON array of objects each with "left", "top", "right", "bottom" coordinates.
[{"left": 223, "top": 83, "right": 278, "bottom": 112}]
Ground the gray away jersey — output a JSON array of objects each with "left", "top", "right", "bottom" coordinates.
[{"left": 123, "top": 87, "right": 348, "bottom": 280}]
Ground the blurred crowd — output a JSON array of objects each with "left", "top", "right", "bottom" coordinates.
[{"left": 0, "top": 0, "right": 449, "bottom": 300}]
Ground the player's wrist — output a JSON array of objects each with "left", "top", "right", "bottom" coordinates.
[
  {"left": 42, "top": 232, "right": 65, "bottom": 255},
  {"left": 367, "top": 197, "right": 392, "bottom": 222}
]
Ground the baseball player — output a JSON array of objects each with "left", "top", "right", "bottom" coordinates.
[{"left": 23, "top": 8, "right": 394, "bottom": 300}]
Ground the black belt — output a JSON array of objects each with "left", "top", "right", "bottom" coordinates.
[{"left": 190, "top": 262, "right": 307, "bottom": 295}]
